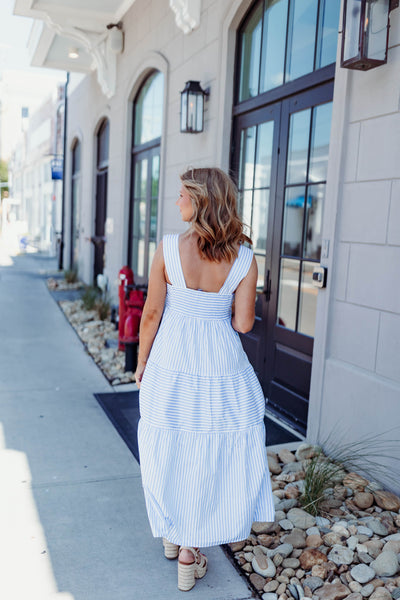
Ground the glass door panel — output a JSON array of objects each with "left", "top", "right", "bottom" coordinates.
[
  {"left": 237, "top": 118, "right": 275, "bottom": 292},
  {"left": 298, "top": 261, "right": 318, "bottom": 336},
  {"left": 132, "top": 158, "right": 148, "bottom": 278},
  {"left": 276, "top": 98, "right": 332, "bottom": 338},
  {"left": 286, "top": 108, "right": 311, "bottom": 184}
]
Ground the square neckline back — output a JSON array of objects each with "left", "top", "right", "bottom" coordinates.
[{"left": 175, "top": 235, "right": 243, "bottom": 295}]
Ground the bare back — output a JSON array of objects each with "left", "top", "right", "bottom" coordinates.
[{"left": 169, "top": 232, "right": 237, "bottom": 293}]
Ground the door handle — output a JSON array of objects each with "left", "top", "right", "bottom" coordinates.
[{"left": 263, "top": 270, "right": 272, "bottom": 301}]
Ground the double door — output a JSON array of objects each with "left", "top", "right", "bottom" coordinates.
[{"left": 233, "top": 81, "right": 333, "bottom": 434}]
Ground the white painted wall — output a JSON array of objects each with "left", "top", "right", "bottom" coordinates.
[
  {"left": 64, "top": 0, "right": 400, "bottom": 491},
  {"left": 308, "top": 5, "right": 400, "bottom": 493},
  {"left": 65, "top": 0, "right": 237, "bottom": 292}
]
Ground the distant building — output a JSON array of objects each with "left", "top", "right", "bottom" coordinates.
[
  {"left": 8, "top": 84, "right": 64, "bottom": 253},
  {"left": 16, "top": 0, "right": 400, "bottom": 490}
]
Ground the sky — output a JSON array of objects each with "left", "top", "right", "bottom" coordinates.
[{"left": 0, "top": 0, "right": 66, "bottom": 161}]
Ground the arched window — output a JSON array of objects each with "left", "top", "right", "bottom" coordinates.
[
  {"left": 237, "top": 0, "right": 340, "bottom": 102},
  {"left": 70, "top": 138, "right": 81, "bottom": 269},
  {"left": 129, "top": 70, "right": 164, "bottom": 283}
]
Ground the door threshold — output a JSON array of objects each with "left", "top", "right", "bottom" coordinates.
[{"left": 264, "top": 407, "right": 305, "bottom": 451}]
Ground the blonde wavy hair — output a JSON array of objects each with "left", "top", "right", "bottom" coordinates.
[{"left": 180, "top": 167, "right": 252, "bottom": 262}]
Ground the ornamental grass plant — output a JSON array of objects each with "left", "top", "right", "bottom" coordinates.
[
  {"left": 63, "top": 267, "right": 78, "bottom": 283},
  {"left": 80, "top": 285, "right": 100, "bottom": 311},
  {"left": 300, "top": 426, "right": 400, "bottom": 516}
]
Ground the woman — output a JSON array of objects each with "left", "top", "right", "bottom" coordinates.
[{"left": 135, "top": 167, "right": 275, "bottom": 591}]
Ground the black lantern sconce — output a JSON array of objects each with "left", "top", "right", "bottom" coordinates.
[
  {"left": 180, "top": 81, "right": 210, "bottom": 133},
  {"left": 341, "top": 0, "right": 398, "bottom": 70}
]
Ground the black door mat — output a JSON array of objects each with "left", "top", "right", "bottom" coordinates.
[
  {"left": 94, "top": 391, "right": 141, "bottom": 463},
  {"left": 264, "top": 416, "right": 302, "bottom": 446},
  {"left": 94, "top": 391, "right": 302, "bottom": 464}
]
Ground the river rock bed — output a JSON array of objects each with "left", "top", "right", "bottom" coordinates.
[
  {"left": 58, "top": 298, "right": 135, "bottom": 385},
  {"left": 229, "top": 444, "right": 400, "bottom": 600}
]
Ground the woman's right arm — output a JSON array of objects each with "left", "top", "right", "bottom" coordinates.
[
  {"left": 231, "top": 256, "right": 257, "bottom": 334},
  {"left": 135, "top": 241, "right": 167, "bottom": 387}
]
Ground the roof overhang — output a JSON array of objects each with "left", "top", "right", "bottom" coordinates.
[
  {"left": 14, "top": 0, "right": 202, "bottom": 98},
  {"left": 13, "top": 0, "right": 137, "bottom": 98}
]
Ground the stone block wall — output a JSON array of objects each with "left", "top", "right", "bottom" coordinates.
[{"left": 309, "top": 5, "right": 400, "bottom": 491}]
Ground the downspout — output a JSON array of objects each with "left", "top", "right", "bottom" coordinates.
[{"left": 58, "top": 71, "right": 70, "bottom": 270}]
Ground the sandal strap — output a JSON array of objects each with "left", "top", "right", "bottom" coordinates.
[{"left": 179, "top": 547, "right": 206, "bottom": 566}]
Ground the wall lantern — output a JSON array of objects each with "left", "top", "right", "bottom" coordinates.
[
  {"left": 180, "top": 81, "right": 209, "bottom": 133},
  {"left": 341, "top": 0, "right": 397, "bottom": 70}
]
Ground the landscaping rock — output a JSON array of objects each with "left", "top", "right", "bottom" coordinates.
[
  {"left": 370, "top": 552, "right": 399, "bottom": 577},
  {"left": 252, "top": 554, "right": 277, "bottom": 578},
  {"left": 373, "top": 491, "right": 400, "bottom": 512},
  {"left": 249, "top": 572, "right": 267, "bottom": 590},
  {"left": 303, "top": 576, "right": 324, "bottom": 592},
  {"left": 295, "top": 443, "right": 320, "bottom": 461},
  {"left": 369, "top": 589, "right": 392, "bottom": 600},
  {"left": 328, "top": 545, "right": 355, "bottom": 565},
  {"left": 287, "top": 508, "right": 316, "bottom": 530},
  {"left": 354, "top": 492, "right": 374, "bottom": 509},
  {"left": 299, "top": 549, "right": 328, "bottom": 570},
  {"left": 283, "top": 529, "right": 307, "bottom": 549},
  {"left": 350, "top": 564, "right": 376, "bottom": 584},
  {"left": 314, "top": 581, "right": 350, "bottom": 600}
]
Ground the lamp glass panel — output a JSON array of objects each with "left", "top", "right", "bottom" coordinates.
[
  {"left": 188, "top": 91, "right": 197, "bottom": 131},
  {"left": 260, "top": 0, "right": 288, "bottom": 93},
  {"left": 343, "top": 0, "right": 361, "bottom": 61},
  {"left": 239, "top": 0, "right": 263, "bottom": 101},
  {"left": 365, "top": 0, "right": 389, "bottom": 61},
  {"left": 181, "top": 92, "right": 188, "bottom": 131},
  {"left": 196, "top": 93, "right": 204, "bottom": 131}
]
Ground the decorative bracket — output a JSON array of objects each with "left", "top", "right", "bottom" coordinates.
[
  {"left": 43, "top": 14, "right": 121, "bottom": 98},
  {"left": 169, "top": 0, "right": 201, "bottom": 34}
]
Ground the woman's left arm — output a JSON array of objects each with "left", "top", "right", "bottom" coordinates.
[{"left": 135, "top": 242, "right": 167, "bottom": 387}]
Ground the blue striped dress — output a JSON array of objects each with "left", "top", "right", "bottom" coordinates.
[{"left": 138, "top": 234, "right": 275, "bottom": 547}]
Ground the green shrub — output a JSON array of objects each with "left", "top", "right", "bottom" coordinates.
[
  {"left": 95, "top": 294, "right": 111, "bottom": 321},
  {"left": 81, "top": 285, "right": 100, "bottom": 311},
  {"left": 64, "top": 268, "right": 78, "bottom": 283}
]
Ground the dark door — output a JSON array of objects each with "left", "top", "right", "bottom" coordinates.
[
  {"left": 233, "top": 82, "right": 333, "bottom": 434},
  {"left": 93, "top": 169, "right": 108, "bottom": 281},
  {"left": 93, "top": 119, "right": 109, "bottom": 282},
  {"left": 234, "top": 103, "right": 281, "bottom": 378},
  {"left": 70, "top": 140, "right": 81, "bottom": 269}
]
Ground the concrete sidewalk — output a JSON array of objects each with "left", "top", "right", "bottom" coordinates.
[{"left": 0, "top": 247, "right": 254, "bottom": 600}]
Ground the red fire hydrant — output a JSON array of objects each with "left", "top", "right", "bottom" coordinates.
[
  {"left": 118, "top": 266, "right": 145, "bottom": 373},
  {"left": 118, "top": 266, "right": 134, "bottom": 350}
]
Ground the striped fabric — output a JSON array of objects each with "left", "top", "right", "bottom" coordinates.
[{"left": 138, "top": 234, "right": 275, "bottom": 547}]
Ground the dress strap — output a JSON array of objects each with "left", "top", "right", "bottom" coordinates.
[
  {"left": 218, "top": 245, "right": 253, "bottom": 295},
  {"left": 163, "top": 234, "right": 186, "bottom": 288}
]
